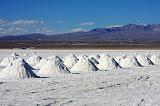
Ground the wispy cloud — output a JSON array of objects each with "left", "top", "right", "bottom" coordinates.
[
  {"left": 80, "top": 22, "right": 94, "bottom": 26},
  {"left": 12, "top": 20, "right": 44, "bottom": 25},
  {"left": 71, "top": 28, "right": 88, "bottom": 32},
  {"left": 0, "top": 19, "right": 10, "bottom": 26},
  {"left": 106, "top": 25, "right": 124, "bottom": 28},
  {"left": 0, "top": 19, "right": 44, "bottom": 27},
  {"left": 0, "top": 19, "right": 94, "bottom": 36},
  {"left": 0, "top": 19, "right": 56, "bottom": 36},
  {"left": 35, "top": 27, "right": 56, "bottom": 35},
  {"left": 55, "top": 20, "right": 63, "bottom": 23}
]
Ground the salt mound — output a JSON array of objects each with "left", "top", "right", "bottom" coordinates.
[
  {"left": 100, "top": 53, "right": 109, "bottom": 58},
  {"left": 27, "top": 55, "right": 42, "bottom": 66},
  {"left": 47, "top": 56, "right": 63, "bottom": 63},
  {"left": 0, "top": 58, "right": 38, "bottom": 79},
  {"left": 34, "top": 58, "right": 48, "bottom": 69},
  {"left": 70, "top": 57, "right": 98, "bottom": 72},
  {"left": 115, "top": 55, "right": 127, "bottom": 64},
  {"left": 10, "top": 53, "right": 19, "bottom": 57},
  {"left": 37, "top": 59, "right": 70, "bottom": 76},
  {"left": 0, "top": 53, "right": 19, "bottom": 67},
  {"left": 136, "top": 55, "right": 153, "bottom": 66},
  {"left": 32, "top": 51, "right": 36, "bottom": 54},
  {"left": 119, "top": 56, "right": 141, "bottom": 68},
  {"left": 23, "top": 53, "right": 29, "bottom": 57},
  {"left": 35, "top": 56, "right": 63, "bottom": 70},
  {"left": 63, "top": 54, "right": 78, "bottom": 69},
  {"left": 150, "top": 54, "right": 160, "bottom": 65},
  {"left": 97, "top": 55, "right": 118, "bottom": 70},
  {"left": 77, "top": 55, "right": 88, "bottom": 60}
]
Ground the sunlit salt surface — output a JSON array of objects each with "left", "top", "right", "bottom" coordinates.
[{"left": 1, "top": 49, "right": 160, "bottom": 105}]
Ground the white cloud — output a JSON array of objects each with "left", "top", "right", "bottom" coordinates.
[
  {"left": 6, "top": 26, "right": 28, "bottom": 35},
  {"left": 0, "top": 19, "right": 58, "bottom": 36},
  {"left": 106, "top": 25, "right": 124, "bottom": 28},
  {"left": 35, "top": 27, "right": 56, "bottom": 35},
  {"left": 0, "top": 19, "right": 10, "bottom": 26},
  {"left": 0, "top": 19, "right": 44, "bottom": 28},
  {"left": 12, "top": 20, "right": 44, "bottom": 25},
  {"left": 80, "top": 22, "right": 94, "bottom": 26},
  {"left": 55, "top": 20, "right": 63, "bottom": 23},
  {"left": 15, "top": 27, "right": 25, "bottom": 31},
  {"left": 0, "top": 19, "right": 94, "bottom": 36},
  {"left": 71, "top": 28, "right": 88, "bottom": 32}
]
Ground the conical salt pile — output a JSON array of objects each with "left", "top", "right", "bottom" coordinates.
[
  {"left": 136, "top": 55, "right": 153, "bottom": 66},
  {"left": 23, "top": 53, "right": 29, "bottom": 57},
  {"left": 34, "top": 58, "right": 48, "bottom": 69},
  {"left": 77, "top": 55, "right": 88, "bottom": 60},
  {"left": 115, "top": 55, "right": 127, "bottom": 64},
  {"left": 27, "top": 55, "right": 42, "bottom": 66},
  {"left": 119, "top": 56, "right": 141, "bottom": 68},
  {"left": 63, "top": 54, "right": 78, "bottom": 69},
  {"left": 0, "top": 53, "right": 19, "bottom": 67},
  {"left": 47, "top": 56, "right": 63, "bottom": 63},
  {"left": 0, "top": 58, "right": 38, "bottom": 79},
  {"left": 150, "top": 54, "right": 160, "bottom": 65},
  {"left": 100, "top": 53, "right": 109, "bottom": 58},
  {"left": 37, "top": 59, "right": 70, "bottom": 76},
  {"left": 97, "top": 55, "right": 118, "bottom": 70},
  {"left": 70, "top": 57, "right": 98, "bottom": 72},
  {"left": 10, "top": 53, "right": 19, "bottom": 57}
]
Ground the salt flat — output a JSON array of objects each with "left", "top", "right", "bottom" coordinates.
[{"left": 1, "top": 49, "right": 160, "bottom": 106}]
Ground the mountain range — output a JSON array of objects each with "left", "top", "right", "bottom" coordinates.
[{"left": 0, "top": 24, "right": 160, "bottom": 43}]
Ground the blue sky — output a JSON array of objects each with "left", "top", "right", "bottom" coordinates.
[{"left": 0, "top": 0, "right": 160, "bottom": 35}]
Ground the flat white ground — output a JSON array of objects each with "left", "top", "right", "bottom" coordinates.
[{"left": 1, "top": 49, "right": 160, "bottom": 106}]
